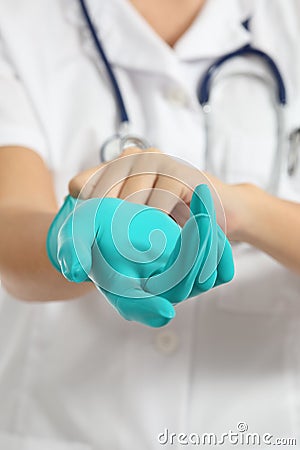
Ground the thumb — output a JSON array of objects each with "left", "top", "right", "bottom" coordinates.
[
  {"left": 190, "top": 184, "right": 215, "bottom": 218},
  {"left": 47, "top": 195, "right": 79, "bottom": 271},
  {"left": 190, "top": 184, "right": 218, "bottom": 289},
  {"left": 145, "top": 185, "right": 219, "bottom": 300},
  {"left": 101, "top": 286, "right": 176, "bottom": 328},
  {"left": 56, "top": 198, "right": 103, "bottom": 282}
]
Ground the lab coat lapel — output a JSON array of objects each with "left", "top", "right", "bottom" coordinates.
[
  {"left": 89, "top": 0, "right": 252, "bottom": 77},
  {"left": 174, "top": 0, "right": 252, "bottom": 60}
]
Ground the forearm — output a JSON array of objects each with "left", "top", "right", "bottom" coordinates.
[
  {"left": 0, "top": 205, "right": 94, "bottom": 301},
  {"left": 238, "top": 185, "right": 300, "bottom": 274}
]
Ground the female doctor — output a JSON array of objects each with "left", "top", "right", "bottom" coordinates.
[{"left": 0, "top": 0, "right": 300, "bottom": 448}]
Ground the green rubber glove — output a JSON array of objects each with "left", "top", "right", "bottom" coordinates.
[
  {"left": 47, "top": 195, "right": 181, "bottom": 327},
  {"left": 145, "top": 184, "right": 234, "bottom": 300},
  {"left": 47, "top": 185, "right": 234, "bottom": 327}
]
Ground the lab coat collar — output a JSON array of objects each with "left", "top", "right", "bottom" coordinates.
[
  {"left": 71, "top": 0, "right": 252, "bottom": 78},
  {"left": 174, "top": 0, "right": 252, "bottom": 60}
]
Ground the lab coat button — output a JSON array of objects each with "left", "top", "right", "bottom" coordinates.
[
  {"left": 155, "top": 330, "right": 179, "bottom": 355},
  {"left": 165, "top": 86, "right": 190, "bottom": 107}
]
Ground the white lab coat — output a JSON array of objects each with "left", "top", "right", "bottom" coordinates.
[{"left": 0, "top": 0, "right": 300, "bottom": 449}]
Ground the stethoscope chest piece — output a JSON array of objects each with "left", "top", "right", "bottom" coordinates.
[
  {"left": 100, "top": 134, "right": 150, "bottom": 162},
  {"left": 100, "top": 135, "right": 123, "bottom": 162}
]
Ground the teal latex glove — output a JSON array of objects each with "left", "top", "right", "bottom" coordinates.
[
  {"left": 47, "top": 195, "right": 181, "bottom": 327},
  {"left": 47, "top": 185, "right": 234, "bottom": 327},
  {"left": 145, "top": 184, "right": 235, "bottom": 300}
]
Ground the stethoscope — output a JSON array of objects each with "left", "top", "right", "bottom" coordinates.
[{"left": 78, "top": 0, "right": 300, "bottom": 192}]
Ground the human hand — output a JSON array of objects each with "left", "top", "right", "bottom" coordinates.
[
  {"left": 68, "top": 147, "right": 225, "bottom": 228},
  {"left": 46, "top": 185, "right": 234, "bottom": 327}
]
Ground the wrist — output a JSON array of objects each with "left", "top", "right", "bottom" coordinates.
[{"left": 233, "top": 183, "right": 266, "bottom": 244}]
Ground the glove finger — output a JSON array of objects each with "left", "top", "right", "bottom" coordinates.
[
  {"left": 145, "top": 213, "right": 211, "bottom": 301},
  {"left": 214, "top": 227, "right": 235, "bottom": 286},
  {"left": 184, "top": 215, "right": 217, "bottom": 297},
  {"left": 147, "top": 184, "right": 218, "bottom": 302},
  {"left": 57, "top": 238, "right": 91, "bottom": 282},
  {"left": 102, "top": 287, "right": 176, "bottom": 328},
  {"left": 162, "top": 185, "right": 218, "bottom": 299},
  {"left": 57, "top": 199, "right": 103, "bottom": 282},
  {"left": 46, "top": 195, "right": 78, "bottom": 271},
  {"left": 190, "top": 184, "right": 218, "bottom": 292},
  {"left": 190, "top": 184, "right": 215, "bottom": 218}
]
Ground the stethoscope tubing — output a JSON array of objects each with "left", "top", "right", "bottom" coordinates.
[
  {"left": 79, "top": 0, "right": 287, "bottom": 125},
  {"left": 198, "top": 44, "right": 287, "bottom": 107},
  {"left": 78, "top": 0, "right": 299, "bottom": 185},
  {"left": 78, "top": 0, "right": 130, "bottom": 124}
]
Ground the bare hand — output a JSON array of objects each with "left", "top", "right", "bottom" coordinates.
[{"left": 69, "top": 147, "right": 225, "bottom": 228}]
